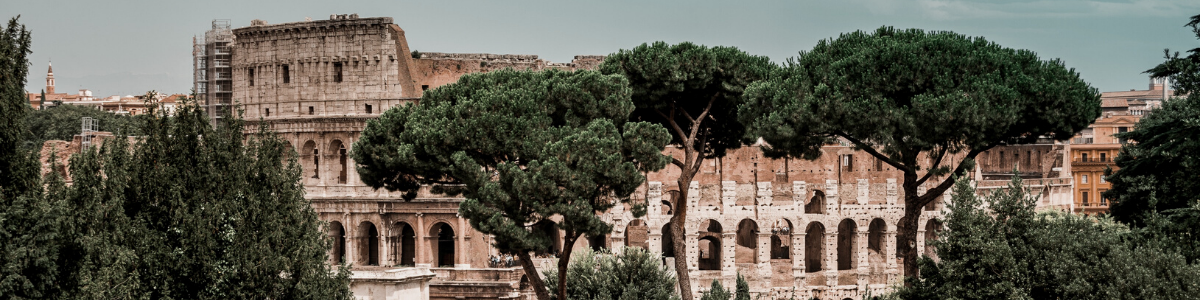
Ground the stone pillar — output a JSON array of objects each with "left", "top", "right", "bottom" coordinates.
[
  {"left": 456, "top": 215, "right": 469, "bottom": 268},
  {"left": 415, "top": 213, "right": 429, "bottom": 268},
  {"left": 721, "top": 181, "right": 737, "bottom": 208},
  {"left": 794, "top": 181, "right": 808, "bottom": 209},
  {"left": 722, "top": 232, "right": 736, "bottom": 277},
  {"left": 687, "top": 233, "right": 700, "bottom": 271},
  {"left": 688, "top": 181, "right": 701, "bottom": 210},
  {"left": 885, "top": 227, "right": 899, "bottom": 284},
  {"left": 757, "top": 232, "right": 772, "bottom": 277},
  {"left": 826, "top": 180, "right": 839, "bottom": 213},
  {"left": 793, "top": 231, "right": 806, "bottom": 283},
  {"left": 648, "top": 182, "right": 662, "bottom": 215},
  {"left": 857, "top": 179, "right": 869, "bottom": 205},
  {"left": 856, "top": 229, "right": 869, "bottom": 290},
  {"left": 886, "top": 178, "right": 898, "bottom": 205},
  {"left": 823, "top": 229, "right": 838, "bottom": 287},
  {"left": 649, "top": 227, "right": 663, "bottom": 258},
  {"left": 757, "top": 182, "right": 772, "bottom": 207}
]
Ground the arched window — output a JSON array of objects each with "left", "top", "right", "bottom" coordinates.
[
  {"left": 837, "top": 219, "right": 857, "bottom": 270},
  {"left": 661, "top": 223, "right": 675, "bottom": 258},
  {"left": 533, "top": 220, "right": 561, "bottom": 257},
  {"left": 329, "top": 140, "right": 347, "bottom": 184},
  {"left": 328, "top": 221, "right": 346, "bottom": 264},
  {"left": 805, "top": 222, "right": 824, "bottom": 272},
  {"left": 806, "top": 190, "right": 826, "bottom": 214},
  {"left": 770, "top": 219, "right": 792, "bottom": 259},
  {"left": 868, "top": 219, "right": 888, "bottom": 284},
  {"left": 431, "top": 223, "right": 455, "bottom": 267},
  {"left": 698, "top": 220, "right": 723, "bottom": 270},
  {"left": 736, "top": 219, "right": 758, "bottom": 264},
  {"left": 393, "top": 222, "right": 416, "bottom": 266},
  {"left": 625, "top": 219, "right": 648, "bottom": 249},
  {"left": 357, "top": 221, "right": 380, "bottom": 266},
  {"left": 301, "top": 140, "right": 318, "bottom": 183}
]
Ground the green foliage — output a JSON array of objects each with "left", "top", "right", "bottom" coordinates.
[
  {"left": 352, "top": 68, "right": 671, "bottom": 300},
  {"left": 1110, "top": 13, "right": 1200, "bottom": 263},
  {"left": 599, "top": 41, "right": 774, "bottom": 156},
  {"left": 699, "top": 279, "right": 731, "bottom": 300},
  {"left": 23, "top": 103, "right": 147, "bottom": 149},
  {"left": 0, "top": 16, "right": 34, "bottom": 198},
  {"left": 543, "top": 247, "right": 679, "bottom": 300},
  {"left": 892, "top": 177, "right": 1200, "bottom": 300},
  {"left": 734, "top": 273, "right": 749, "bottom": 300}
]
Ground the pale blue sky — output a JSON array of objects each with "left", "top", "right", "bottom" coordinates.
[{"left": 4, "top": 0, "right": 1199, "bottom": 96}]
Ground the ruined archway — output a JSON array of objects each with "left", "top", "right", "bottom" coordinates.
[
  {"left": 625, "top": 219, "right": 648, "bottom": 249},
  {"left": 533, "top": 220, "right": 561, "bottom": 257},
  {"left": 301, "top": 140, "right": 318, "bottom": 184},
  {"left": 328, "top": 140, "right": 348, "bottom": 184},
  {"left": 392, "top": 222, "right": 416, "bottom": 266},
  {"left": 736, "top": 219, "right": 759, "bottom": 264},
  {"left": 837, "top": 219, "right": 857, "bottom": 270},
  {"left": 806, "top": 190, "right": 826, "bottom": 214},
  {"left": 357, "top": 221, "right": 380, "bottom": 266},
  {"left": 328, "top": 221, "right": 346, "bottom": 264},
  {"left": 770, "top": 219, "right": 793, "bottom": 259},
  {"left": 661, "top": 223, "right": 674, "bottom": 258},
  {"left": 431, "top": 222, "right": 455, "bottom": 267},
  {"left": 698, "top": 219, "right": 723, "bottom": 270},
  {"left": 805, "top": 222, "right": 825, "bottom": 272},
  {"left": 867, "top": 218, "right": 887, "bottom": 284}
]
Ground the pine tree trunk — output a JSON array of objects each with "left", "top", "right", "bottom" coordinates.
[
  {"left": 671, "top": 168, "right": 697, "bottom": 300},
  {"left": 518, "top": 251, "right": 552, "bottom": 300},
  {"left": 898, "top": 177, "right": 923, "bottom": 285}
]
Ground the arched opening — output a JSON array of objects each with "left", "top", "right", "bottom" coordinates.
[
  {"left": 770, "top": 219, "right": 792, "bottom": 259},
  {"left": 587, "top": 234, "right": 607, "bottom": 251},
  {"left": 431, "top": 223, "right": 455, "bottom": 267},
  {"left": 925, "top": 219, "right": 942, "bottom": 261},
  {"left": 357, "top": 221, "right": 380, "bottom": 266},
  {"left": 805, "top": 222, "right": 824, "bottom": 272},
  {"left": 806, "top": 190, "right": 826, "bottom": 214},
  {"left": 736, "top": 219, "right": 759, "bottom": 264},
  {"left": 392, "top": 222, "right": 416, "bottom": 266},
  {"left": 698, "top": 219, "right": 723, "bottom": 270},
  {"left": 532, "top": 220, "right": 561, "bottom": 257},
  {"left": 661, "top": 223, "right": 674, "bottom": 257},
  {"left": 329, "top": 140, "right": 347, "bottom": 184},
  {"left": 837, "top": 219, "right": 857, "bottom": 270},
  {"left": 625, "top": 219, "right": 648, "bottom": 249},
  {"left": 661, "top": 198, "right": 673, "bottom": 215},
  {"left": 867, "top": 218, "right": 887, "bottom": 284},
  {"left": 328, "top": 221, "right": 346, "bottom": 265},
  {"left": 301, "top": 140, "right": 318, "bottom": 184}
]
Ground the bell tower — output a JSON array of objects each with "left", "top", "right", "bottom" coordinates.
[{"left": 46, "top": 61, "right": 55, "bottom": 94}]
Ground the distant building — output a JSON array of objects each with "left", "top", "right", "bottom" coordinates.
[
  {"left": 27, "top": 61, "right": 187, "bottom": 116},
  {"left": 193, "top": 20, "right": 234, "bottom": 126}
]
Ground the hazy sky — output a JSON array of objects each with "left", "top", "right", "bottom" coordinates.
[{"left": 4, "top": 0, "right": 1199, "bottom": 96}]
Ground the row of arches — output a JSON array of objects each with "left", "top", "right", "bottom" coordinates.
[
  {"left": 659, "top": 191, "right": 831, "bottom": 216},
  {"left": 299, "top": 139, "right": 349, "bottom": 185},
  {"left": 326, "top": 220, "right": 457, "bottom": 267}
]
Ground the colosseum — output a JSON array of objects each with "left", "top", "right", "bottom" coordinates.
[{"left": 215, "top": 14, "right": 1077, "bottom": 300}]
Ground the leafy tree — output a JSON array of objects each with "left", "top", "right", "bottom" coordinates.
[
  {"left": 699, "top": 279, "right": 731, "bottom": 300},
  {"left": 734, "top": 273, "right": 749, "bottom": 300},
  {"left": 352, "top": 68, "right": 671, "bottom": 300},
  {"left": 1109, "top": 13, "right": 1200, "bottom": 263},
  {"left": 599, "top": 42, "right": 775, "bottom": 300},
  {"left": 738, "top": 27, "right": 1100, "bottom": 280},
  {"left": 543, "top": 247, "right": 679, "bottom": 300},
  {"left": 0, "top": 15, "right": 35, "bottom": 198},
  {"left": 23, "top": 103, "right": 147, "bottom": 149},
  {"left": 892, "top": 177, "right": 1200, "bottom": 300}
]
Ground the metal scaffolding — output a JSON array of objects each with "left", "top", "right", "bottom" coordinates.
[{"left": 193, "top": 19, "right": 233, "bottom": 127}]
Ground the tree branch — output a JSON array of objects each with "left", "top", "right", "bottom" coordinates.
[
  {"left": 915, "top": 146, "right": 950, "bottom": 187},
  {"left": 835, "top": 131, "right": 912, "bottom": 172},
  {"left": 687, "top": 94, "right": 719, "bottom": 144},
  {"left": 915, "top": 147, "right": 988, "bottom": 206},
  {"left": 654, "top": 106, "right": 688, "bottom": 142}
]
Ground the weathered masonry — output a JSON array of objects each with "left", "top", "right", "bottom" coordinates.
[{"left": 222, "top": 14, "right": 1077, "bottom": 300}]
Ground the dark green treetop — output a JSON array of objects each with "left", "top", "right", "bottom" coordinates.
[
  {"left": 738, "top": 26, "right": 1100, "bottom": 279},
  {"left": 543, "top": 247, "right": 679, "bottom": 300},
  {"left": 1146, "top": 14, "right": 1200, "bottom": 94},
  {"left": 699, "top": 279, "right": 731, "bottom": 300},
  {"left": 352, "top": 68, "right": 671, "bottom": 300}
]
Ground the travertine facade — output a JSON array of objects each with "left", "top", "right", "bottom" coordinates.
[{"left": 223, "top": 15, "right": 1071, "bottom": 300}]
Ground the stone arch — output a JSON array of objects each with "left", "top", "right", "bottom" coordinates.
[
  {"left": 698, "top": 219, "right": 723, "bottom": 270},
  {"left": 806, "top": 190, "right": 826, "bottom": 214},
  {"left": 328, "top": 221, "right": 346, "bottom": 264},
  {"left": 805, "top": 222, "right": 825, "bottom": 272},
  {"left": 925, "top": 219, "right": 943, "bottom": 260},
  {"left": 867, "top": 218, "right": 888, "bottom": 283},
  {"left": 392, "top": 221, "right": 416, "bottom": 266},
  {"left": 836, "top": 219, "right": 857, "bottom": 270},
  {"left": 533, "top": 220, "right": 561, "bottom": 257},
  {"left": 770, "top": 219, "right": 793, "bottom": 259},
  {"left": 301, "top": 140, "right": 318, "bottom": 184},
  {"left": 356, "top": 221, "right": 380, "bottom": 266},
  {"left": 661, "top": 190, "right": 676, "bottom": 215},
  {"left": 661, "top": 223, "right": 674, "bottom": 257},
  {"left": 625, "top": 219, "right": 648, "bottom": 249},
  {"left": 430, "top": 222, "right": 456, "bottom": 267},
  {"left": 735, "top": 219, "right": 759, "bottom": 264},
  {"left": 328, "top": 139, "right": 348, "bottom": 184}
]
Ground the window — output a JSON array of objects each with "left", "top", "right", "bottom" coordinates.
[
  {"left": 421, "top": 85, "right": 429, "bottom": 91},
  {"left": 248, "top": 68, "right": 255, "bottom": 86},
  {"left": 1101, "top": 192, "right": 1109, "bottom": 206},
  {"left": 842, "top": 154, "right": 853, "bottom": 171},
  {"left": 333, "top": 62, "right": 343, "bottom": 83},
  {"left": 309, "top": 106, "right": 315, "bottom": 115},
  {"left": 1082, "top": 175, "right": 1088, "bottom": 184},
  {"left": 365, "top": 104, "right": 372, "bottom": 114},
  {"left": 1026, "top": 150, "right": 1032, "bottom": 166},
  {"left": 1118, "top": 127, "right": 1128, "bottom": 144},
  {"left": 1013, "top": 152, "right": 1020, "bottom": 171},
  {"left": 875, "top": 157, "right": 883, "bottom": 171},
  {"left": 1100, "top": 153, "right": 1107, "bottom": 162},
  {"left": 999, "top": 151, "right": 1006, "bottom": 166},
  {"left": 1100, "top": 176, "right": 1106, "bottom": 184},
  {"left": 282, "top": 64, "right": 290, "bottom": 84},
  {"left": 1081, "top": 153, "right": 1088, "bottom": 162},
  {"left": 265, "top": 108, "right": 270, "bottom": 117},
  {"left": 1081, "top": 192, "right": 1089, "bottom": 206}
]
